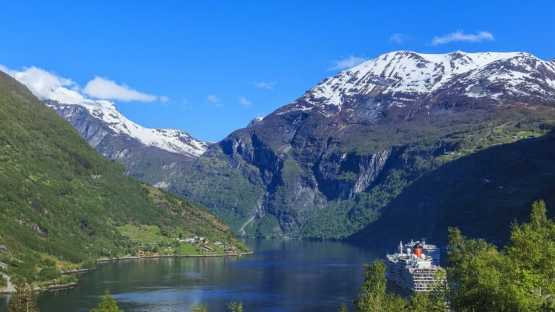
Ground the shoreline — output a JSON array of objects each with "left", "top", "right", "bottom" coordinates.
[
  {"left": 96, "top": 251, "right": 254, "bottom": 263},
  {"left": 0, "top": 282, "right": 78, "bottom": 295},
  {"left": 0, "top": 251, "right": 254, "bottom": 294},
  {"left": 44, "top": 282, "right": 79, "bottom": 292},
  {"left": 61, "top": 268, "right": 92, "bottom": 274}
]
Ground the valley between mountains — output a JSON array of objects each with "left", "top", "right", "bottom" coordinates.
[{"left": 4, "top": 51, "right": 555, "bottom": 252}]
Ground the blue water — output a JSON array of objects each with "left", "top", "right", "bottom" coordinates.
[{"left": 2, "top": 240, "right": 382, "bottom": 312}]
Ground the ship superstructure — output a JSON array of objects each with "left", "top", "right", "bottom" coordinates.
[{"left": 386, "top": 240, "right": 444, "bottom": 292}]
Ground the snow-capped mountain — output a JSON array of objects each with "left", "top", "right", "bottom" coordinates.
[
  {"left": 1, "top": 66, "right": 207, "bottom": 157},
  {"left": 175, "top": 50, "right": 555, "bottom": 239},
  {"left": 283, "top": 51, "right": 555, "bottom": 116},
  {"left": 6, "top": 51, "right": 555, "bottom": 240},
  {"left": 45, "top": 99, "right": 207, "bottom": 158}
]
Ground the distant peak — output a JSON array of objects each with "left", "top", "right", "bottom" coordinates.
[
  {"left": 354, "top": 50, "right": 532, "bottom": 69},
  {"left": 284, "top": 50, "right": 555, "bottom": 114},
  {"left": 3, "top": 65, "right": 208, "bottom": 157}
]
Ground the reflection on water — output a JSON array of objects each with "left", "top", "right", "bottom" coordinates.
[{"left": 1, "top": 240, "right": 382, "bottom": 312}]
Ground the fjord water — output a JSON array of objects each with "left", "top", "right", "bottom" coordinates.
[{"left": 20, "top": 240, "right": 379, "bottom": 312}]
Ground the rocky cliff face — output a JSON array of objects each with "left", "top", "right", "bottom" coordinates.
[
  {"left": 45, "top": 101, "right": 203, "bottom": 186},
  {"left": 48, "top": 102, "right": 207, "bottom": 158},
  {"left": 7, "top": 51, "right": 555, "bottom": 240},
  {"left": 1, "top": 65, "right": 210, "bottom": 193},
  {"left": 350, "top": 131, "right": 555, "bottom": 246},
  {"left": 182, "top": 51, "right": 555, "bottom": 238}
]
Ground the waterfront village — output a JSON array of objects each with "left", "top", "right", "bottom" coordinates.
[{"left": 134, "top": 235, "right": 241, "bottom": 259}]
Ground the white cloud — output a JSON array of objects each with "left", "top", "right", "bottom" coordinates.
[
  {"left": 0, "top": 65, "right": 168, "bottom": 105},
  {"left": 431, "top": 31, "right": 494, "bottom": 46},
  {"left": 84, "top": 77, "right": 165, "bottom": 102},
  {"left": 389, "top": 33, "right": 406, "bottom": 44},
  {"left": 254, "top": 81, "right": 276, "bottom": 90},
  {"left": 0, "top": 65, "right": 87, "bottom": 104},
  {"left": 330, "top": 56, "right": 367, "bottom": 71},
  {"left": 239, "top": 96, "right": 253, "bottom": 108},
  {"left": 1, "top": 65, "right": 76, "bottom": 97},
  {"left": 207, "top": 95, "right": 220, "bottom": 105}
]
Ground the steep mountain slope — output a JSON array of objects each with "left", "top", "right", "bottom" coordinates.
[
  {"left": 44, "top": 99, "right": 207, "bottom": 158},
  {"left": 45, "top": 100, "right": 205, "bottom": 186},
  {"left": 1, "top": 66, "right": 207, "bottom": 186},
  {"left": 0, "top": 71, "right": 245, "bottom": 286},
  {"left": 350, "top": 131, "right": 555, "bottom": 246},
  {"left": 176, "top": 51, "right": 555, "bottom": 238},
  {"left": 10, "top": 51, "right": 555, "bottom": 241}
]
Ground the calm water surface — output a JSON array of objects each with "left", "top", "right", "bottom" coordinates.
[{"left": 2, "top": 240, "right": 382, "bottom": 312}]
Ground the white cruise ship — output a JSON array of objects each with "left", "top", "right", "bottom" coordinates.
[{"left": 386, "top": 240, "right": 444, "bottom": 292}]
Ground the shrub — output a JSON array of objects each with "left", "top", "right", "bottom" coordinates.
[{"left": 38, "top": 267, "right": 61, "bottom": 281}]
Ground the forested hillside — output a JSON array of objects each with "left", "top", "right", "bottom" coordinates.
[
  {"left": 351, "top": 131, "right": 555, "bottom": 246},
  {"left": 0, "top": 72, "right": 246, "bottom": 287}
]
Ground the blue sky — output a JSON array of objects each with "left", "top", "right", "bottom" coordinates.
[{"left": 1, "top": 1, "right": 554, "bottom": 141}]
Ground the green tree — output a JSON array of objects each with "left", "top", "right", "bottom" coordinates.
[
  {"left": 505, "top": 200, "right": 555, "bottom": 311},
  {"left": 90, "top": 293, "right": 123, "bottom": 312},
  {"left": 7, "top": 282, "right": 39, "bottom": 312},
  {"left": 425, "top": 270, "right": 449, "bottom": 312},
  {"left": 37, "top": 267, "right": 61, "bottom": 281},
  {"left": 447, "top": 200, "right": 555, "bottom": 312},
  {"left": 227, "top": 302, "right": 244, "bottom": 312},
  {"left": 407, "top": 293, "right": 433, "bottom": 312},
  {"left": 448, "top": 228, "right": 519, "bottom": 311},
  {"left": 407, "top": 291, "right": 447, "bottom": 312},
  {"left": 354, "top": 260, "right": 406, "bottom": 312},
  {"left": 350, "top": 200, "right": 555, "bottom": 312}
]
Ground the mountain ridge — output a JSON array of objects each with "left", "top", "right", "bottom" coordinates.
[
  {"left": 0, "top": 66, "right": 208, "bottom": 158},
  {"left": 192, "top": 50, "right": 555, "bottom": 238},
  {"left": 280, "top": 51, "right": 555, "bottom": 117},
  {"left": 6, "top": 50, "right": 555, "bottom": 241},
  {"left": 0, "top": 71, "right": 245, "bottom": 286}
]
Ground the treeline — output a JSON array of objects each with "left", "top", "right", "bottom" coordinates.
[{"left": 346, "top": 200, "right": 555, "bottom": 312}]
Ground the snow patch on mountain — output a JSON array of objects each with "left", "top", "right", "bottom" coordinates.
[
  {"left": 50, "top": 100, "right": 208, "bottom": 157},
  {"left": 284, "top": 51, "right": 555, "bottom": 115},
  {"left": 1, "top": 66, "right": 207, "bottom": 157},
  {"left": 456, "top": 53, "right": 555, "bottom": 98},
  {"left": 247, "top": 116, "right": 265, "bottom": 127}
]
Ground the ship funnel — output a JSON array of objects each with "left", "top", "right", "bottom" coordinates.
[{"left": 413, "top": 243, "right": 424, "bottom": 258}]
